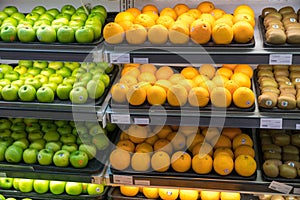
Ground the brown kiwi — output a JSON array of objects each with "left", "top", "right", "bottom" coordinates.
[
  {"left": 279, "top": 6, "right": 295, "bottom": 15},
  {"left": 277, "top": 95, "right": 296, "bottom": 109},
  {"left": 258, "top": 92, "right": 278, "bottom": 108},
  {"left": 262, "top": 7, "right": 277, "bottom": 17}
]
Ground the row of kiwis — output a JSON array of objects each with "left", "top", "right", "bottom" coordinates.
[
  {"left": 257, "top": 64, "right": 300, "bottom": 109},
  {"left": 260, "top": 129, "right": 300, "bottom": 179},
  {"left": 262, "top": 6, "right": 300, "bottom": 44},
  {"left": 259, "top": 194, "right": 299, "bottom": 200}
]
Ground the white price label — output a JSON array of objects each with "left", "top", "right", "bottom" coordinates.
[
  {"left": 294, "top": 188, "right": 300, "bottom": 194},
  {"left": 111, "top": 114, "right": 131, "bottom": 124},
  {"left": 269, "top": 181, "right": 293, "bottom": 194},
  {"left": 92, "top": 176, "right": 102, "bottom": 184},
  {"left": 102, "top": 114, "right": 107, "bottom": 128},
  {"left": 260, "top": 118, "right": 283, "bottom": 129},
  {"left": 110, "top": 53, "right": 130, "bottom": 63},
  {"left": 113, "top": 175, "right": 133, "bottom": 185},
  {"left": 269, "top": 54, "right": 293, "bottom": 65},
  {"left": 296, "top": 124, "right": 300, "bottom": 130},
  {"left": 133, "top": 57, "right": 149, "bottom": 64},
  {"left": 135, "top": 180, "right": 150, "bottom": 186},
  {"left": 134, "top": 118, "right": 150, "bottom": 125}
]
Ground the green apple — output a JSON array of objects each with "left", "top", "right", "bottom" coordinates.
[
  {"left": 70, "top": 150, "right": 89, "bottom": 168},
  {"left": 27, "top": 67, "right": 41, "bottom": 76},
  {"left": 40, "top": 68, "right": 55, "bottom": 77},
  {"left": 38, "top": 119, "right": 53, "bottom": 126},
  {"left": 87, "top": 79, "right": 105, "bottom": 99},
  {"left": 72, "top": 81, "right": 87, "bottom": 88},
  {"left": 53, "top": 149, "right": 70, "bottom": 167},
  {"left": 72, "top": 125, "right": 88, "bottom": 135},
  {"left": 11, "top": 12, "right": 25, "bottom": 21},
  {"left": 68, "top": 20, "right": 84, "bottom": 31},
  {"left": 5, "top": 144, "right": 23, "bottom": 163},
  {"left": 75, "top": 26, "right": 94, "bottom": 43},
  {"left": 17, "top": 20, "right": 34, "bottom": 29},
  {"left": 87, "top": 183, "right": 104, "bottom": 195},
  {"left": 28, "top": 131, "right": 44, "bottom": 142},
  {"left": 0, "top": 177, "right": 13, "bottom": 189},
  {"left": 3, "top": 6, "right": 18, "bottom": 16},
  {"left": 0, "top": 129, "right": 11, "bottom": 138},
  {"left": 69, "top": 86, "right": 88, "bottom": 104},
  {"left": 55, "top": 13, "right": 71, "bottom": 21},
  {"left": 10, "top": 131, "right": 26, "bottom": 140},
  {"left": 86, "top": 13, "right": 104, "bottom": 26},
  {"left": 43, "top": 130, "right": 60, "bottom": 142},
  {"left": 57, "top": 124, "right": 72, "bottom": 135},
  {"left": 61, "top": 5, "right": 76, "bottom": 16},
  {"left": 31, "top": 6, "right": 46, "bottom": 15},
  {"left": 24, "top": 77, "right": 42, "bottom": 89},
  {"left": 24, "top": 118, "right": 39, "bottom": 125},
  {"left": 62, "top": 143, "right": 78, "bottom": 153},
  {"left": 64, "top": 62, "right": 80, "bottom": 71},
  {"left": 25, "top": 13, "right": 40, "bottom": 22},
  {"left": 72, "top": 67, "right": 86, "bottom": 77},
  {"left": 33, "top": 179, "right": 49, "bottom": 194},
  {"left": 48, "top": 61, "right": 63, "bottom": 70},
  {"left": 45, "top": 141, "right": 62, "bottom": 152},
  {"left": 46, "top": 8, "right": 60, "bottom": 18},
  {"left": 76, "top": 134, "right": 92, "bottom": 145},
  {"left": 26, "top": 123, "right": 41, "bottom": 133},
  {"left": 10, "top": 118, "right": 23, "bottom": 123},
  {"left": 14, "top": 65, "right": 27, "bottom": 75},
  {"left": 29, "top": 138, "right": 46, "bottom": 150},
  {"left": 0, "top": 11, "right": 8, "bottom": 21},
  {"left": 1, "top": 84, "right": 19, "bottom": 101},
  {"left": 105, "top": 122, "right": 117, "bottom": 132},
  {"left": 13, "top": 178, "right": 20, "bottom": 190},
  {"left": 0, "top": 64, "right": 13, "bottom": 73},
  {"left": 36, "top": 86, "right": 55, "bottom": 103},
  {"left": 10, "top": 122, "right": 25, "bottom": 132},
  {"left": 71, "top": 13, "right": 88, "bottom": 21},
  {"left": 36, "top": 25, "right": 56, "bottom": 43},
  {"left": 4, "top": 71, "right": 19, "bottom": 81},
  {"left": 55, "top": 120, "right": 69, "bottom": 127},
  {"left": 2, "top": 17, "right": 18, "bottom": 26},
  {"left": 19, "top": 178, "right": 34, "bottom": 193},
  {"left": 39, "top": 13, "right": 54, "bottom": 22},
  {"left": 0, "top": 144, "right": 7, "bottom": 161},
  {"left": 13, "top": 138, "right": 29, "bottom": 149},
  {"left": 56, "top": 83, "right": 72, "bottom": 100},
  {"left": 91, "top": 5, "right": 107, "bottom": 19},
  {"left": 65, "top": 182, "right": 82, "bottom": 195},
  {"left": 49, "top": 74, "right": 63, "bottom": 84},
  {"left": 33, "top": 60, "right": 48, "bottom": 69},
  {"left": 0, "top": 119, "right": 12, "bottom": 130},
  {"left": 60, "top": 133, "right": 76, "bottom": 144},
  {"left": 35, "top": 74, "right": 48, "bottom": 85},
  {"left": 89, "top": 124, "right": 106, "bottom": 136},
  {"left": 57, "top": 26, "right": 75, "bottom": 43},
  {"left": 79, "top": 71, "right": 93, "bottom": 82},
  {"left": 96, "top": 74, "right": 110, "bottom": 87},
  {"left": 33, "top": 19, "right": 51, "bottom": 31},
  {"left": 37, "top": 148, "right": 54, "bottom": 165},
  {"left": 23, "top": 148, "right": 38, "bottom": 164},
  {"left": 0, "top": 137, "right": 13, "bottom": 147},
  {"left": 42, "top": 83, "right": 57, "bottom": 93},
  {"left": 49, "top": 180, "right": 66, "bottom": 195},
  {"left": 79, "top": 144, "right": 97, "bottom": 160},
  {"left": 18, "top": 85, "right": 36, "bottom": 102},
  {"left": 19, "top": 73, "right": 34, "bottom": 80},
  {"left": 17, "top": 25, "right": 36, "bottom": 42},
  {"left": 92, "top": 134, "right": 109, "bottom": 150},
  {"left": 82, "top": 182, "right": 88, "bottom": 193},
  {"left": 11, "top": 80, "right": 23, "bottom": 88},
  {"left": 85, "top": 122, "right": 98, "bottom": 129},
  {"left": 1, "top": 24, "right": 17, "bottom": 42},
  {"left": 63, "top": 77, "right": 76, "bottom": 85},
  {"left": 85, "top": 23, "right": 101, "bottom": 40},
  {"left": 56, "top": 67, "right": 72, "bottom": 78},
  {"left": 41, "top": 123, "right": 57, "bottom": 133}
]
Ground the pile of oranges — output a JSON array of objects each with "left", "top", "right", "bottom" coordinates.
[
  {"left": 103, "top": 1, "right": 255, "bottom": 45},
  {"left": 109, "top": 125, "right": 257, "bottom": 178},
  {"left": 119, "top": 185, "right": 241, "bottom": 200},
  {"left": 110, "top": 63, "right": 255, "bottom": 108}
]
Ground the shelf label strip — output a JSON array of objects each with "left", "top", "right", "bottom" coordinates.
[
  {"left": 294, "top": 188, "right": 300, "bottom": 194},
  {"left": 111, "top": 114, "right": 131, "bottom": 124},
  {"left": 110, "top": 53, "right": 130, "bottom": 64},
  {"left": 113, "top": 175, "right": 133, "bottom": 185},
  {"left": 269, "top": 54, "right": 292, "bottom": 65},
  {"left": 268, "top": 181, "right": 293, "bottom": 194},
  {"left": 135, "top": 180, "right": 150, "bottom": 186},
  {"left": 260, "top": 118, "right": 282, "bottom": 129},
  {"left": 133, "top": 57, "right": 149, "bottom": 64},
  {"left": 134, "top": 118, "right": 150, "bottom": 125}
]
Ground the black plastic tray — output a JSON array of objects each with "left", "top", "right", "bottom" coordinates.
[
  {"left": 253, "top": 69, "right": 300, "bottom": 112},
  {"left": 258, "top": 15, "right": 300, "bottom": 48},
  {"left": 0, "top": 186, "right": 109, "bottom": 200},
  {"left": 107, "top": 187, "right": 259, "bottom": 200}
]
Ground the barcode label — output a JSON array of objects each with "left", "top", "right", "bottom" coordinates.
[
  {"left": 111, "top": 114, "right": 130, "bottom": 124},
  {"left": 110, "top": 53, "right": 130, "bottom": 63},
  {"left": 113, "top": 175, "right": 133, "bottom": 185},
  {"left": 269, "top": 54, "right": 292, "bottom": 65},
  {"left": 260, "top": 118, "right": 282, "bottom": 129},
  {"left": 269, "top": 181, "right": 293, "bottom": 194}
]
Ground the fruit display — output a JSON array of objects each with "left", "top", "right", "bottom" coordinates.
[
  {"left": 103, "top": 2, "right": 255, "bottom": 45},
  {"left": 259, "top": 129, "right": 300, "bottom": 180},
  {"left": 258, "top": 195, "right": 299, "bottom": 200},
  {"left": 0, "top": 176, "right": 106, "bottom": 198},
  {"left": 108, "top": 185, "right": 251, "bottom": 200},
  {"left": 0, "top": 61, "right": 116, "bottom": 104},
  {"left": 0, "top": 4, "right": 107, "bottom": 43},
  {"left": 260, "top": 6, "right": 300, "bottom": 45},
  {"left": 109, "top": 125, "right": 257, "bottom": 179},
  {"left": 111, "top": 63, "right": 255, "bottom": 109},
  {"left": 0, "top": 118, "right": 116, "bottom": 170},
  {"left": 255, "top": 64, "right": 300, "bottom": 110}
]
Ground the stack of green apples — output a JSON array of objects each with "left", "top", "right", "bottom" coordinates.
[
  {"left": 0, "top": 177, "right": 105, "bottom": 196},
  {"left": 0, "top": 60, "right": 114, "bottom": 104},
  {"left": 0, "top": 4, "right": 107, "bottom": 43},
  {"left": 0, "top": 118, "right": 116, "bottom": 168}
]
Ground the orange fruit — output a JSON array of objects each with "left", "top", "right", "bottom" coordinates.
[
  {"left": 160, "top": 7, "right": 177, "bottom": 20},
  {"left": 139, "top": 64, "right": 157, "bottom": 74},
  {"left": 138, "top": 72, "right": 157, "bottom": 84},
  {"left": 210, "top": 135, "right": 232, "bottom": 149},
  {"left": 187, "top": 133, "right": 205, "bottom": 151},
  {"left": 221, "top": 127, "right": 242, "bottom": 140},
  {"left": 234, "top": 64, "right": 253, "bottom": 78},
  {"left": 192, "top": 142, "right": 213, "bottom": 156},
  {"left": 109, "top": 148, "right": 131, "bottom": 170},
  {"left": 222, "top": 13, "right": 234, "bottom": 21},
  {"left": 168, "top": 131, "right": 186, "bottom": 150},
  {"left": 117, "top": 20, "right": 134, "bottom": 31},
  {"left": 202, "top": 127, "right": 220, "bottom": 142},
  {"left": 135, "top": 142, "right": 153, "bottom": 153},
  {"left": 210, "top": 87, "right": 232, "bottom": 108},
  {"left": 192, "top": 154, "right": 213, "bottom": 174},
  {"left": 125, "top": 8, "right": 141, "bottom": 18},
  {"left": 201, "top": 191, "right": 220, "bottom": 200},
  {"left": 110, "top": 83, "right": 129, "bottom": 103},
  {"left": 232, "top": 13, "right": 255, "bottom": 27},
  {"left": 126, "top": 24, "right": 148, "bottom": 45},
  {"left": 173, "top": 3, "right": 190, "bottom": 16},
  {"left": 213, "top": 154, "right": 234, "bottom": 175},
  {"left": 197, "top": 1, "right": 215, "bottom": 13},
  {"left": 120, "top": 185, "right": 139, "bottom": 196},
  {"left": 126, "top": 84, "right": 147, "bottom": 106},
  {"left": 224, "top": 80, "right": 239, "bottom": 95},
  {"left": 187, "top": 9, "right": 202, "bottom": 19},
  {"left": 148, "top": 24, "right": 169, "bottom": 44},
  {"left": 119, "top": 75, "right": 138, "bottom": 87},
  {"left": 159, "top": 188, "right": 179, "bottom": 200},
  {"left": 168, "top": 21, "right": 190, "bottom": 44},
  {"left": 116, "top": 139, "right": 135, "bottom": 152},
  {"left": 143, "top": 10, "right": 159, "bottom": 21},
  {"left": 181, "top": 66, "right": 199, "bottom": 79},
  {"left": 192, "top": 74, "right": 209, "bottom": 86},
  {"left": 131, "top": 152, "right": 151, "bottom": 171},
  {"left": 216, "top": 67, "right": 233, "bottom": 79},
  {"left": 178, "top": 126, "right": 199, "bottom": 136},
  {"left": 127, "top": 124, "right": 148, "bottom": 144},
  {"left": 154, "top": 79, "right": 172, "bottom": 92},
  {"left": 230, "top": 72, "right": 251, "bottom": 88},
  {"left": 145, "top": 134, "right": 159, "bottom": 146},
  {"left": 155, "top": 66, "right": 174, "bottom": 80},
  {"left": 178, "top": 79, "right": 196, "bottom": 92},
  {"left": 215, "top": 17, "right": 233, "bottom": 27},
  {"left": 141, "top": 4, "right": 159, "bottom": 14},
  {"left": 168, "top": 74, "right": 185, "bottom": 85},
  {"left": 153, "top": 139, "right": 173, "bottom": 155},
  {"left": 213, "top": 147, "right": 234, "bottom": 159},
  {"left": 143, "top": 187, "right": 159, "bottom": 199},
  {"left": 156, "top": 15, "right": 175, "bottom": 29},
  {"left": 179, "top": 189, "right": 199, "bottom": 200},
  {"left": 153, "top": 125, "right": 172, "bottom": 139},
  {"left": 222, "top": 64, "right": 237, "bottom": 70},
  {"left": 119, "top": 131, "right": 130, "bottom": 141},
  {"left": 233, "top": 87, "right": 255, "bottom": 108},
  {"left": 134, "top": 14, "right": 155, "bottom": 28},
  {"left": 190, "top": 19, "right": 212, "bottom": 44},
  {"left": 198, "top": 13, "right": 215, "bottom": 27},
  {"left": 212, "top": 75, "right": 228, "bottom": 87},
  {"left": 221, "top": 192, "right": 241, "bottom": 200},
  {"left": 232, "top": 133, "right": 253, "bottom": 150},
  {"left": 115, "top": 12, "right": 135, "bottom": 23},
  {"left": 171, "top": 151, "right": 192, "bottom": 172},
  {"left": 151, "top": 151, "right": 171, "bottom": 172},
  {"left": 103, "top": 22, "right": 125, "bottom": 44},
  {"left": 177, "top": 13, "right": 195, "bottom": 26},
  {"left": 122, "top": 65, "right": 140, "bottom": 77},
  {"left": 188, "top": 86, "right": 210, "bottom": 107},
  {"left": 235, "top": 154, "right": 257, "bottom": 176},
  {"left": 212, "top": 23, "right": 233, "bottom": 44},
  {"left": 234, "top": 145, "right": 255, "bottom": 158},
  {"left": 147, "top": 85, "right": 167, "bottom": 105},
  {"left": 199, "top": 64, "right": 216, "bottom": 79},
  {"left": 199, "top": 80, "right": 217, "bottom": 94},
  {"left": 233, "top": 4, "right": 255, "bottom": 18},
  {"left": 167, "top": 84, "right": 188, "bottom": 106},
  {"left": 233, "top": 21, "right": 254, "bottom": 43},
  {"left": 210, "top": 8, "right": 226, "bottom": 20},
  {"left": 137, "top": 81, "right": 152, "bottom": 92}
]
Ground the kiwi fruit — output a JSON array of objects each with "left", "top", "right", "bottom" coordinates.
[
  {"left": 271, "top": 196, "right": 285, "bottom": 200},
  {"left": 279, "top": 6, "right": 295, "bottom": 15},
  {"left": 266, "top": 28, "right": 287, "bottom": 44},
  {"left": 261, "top": 87, "right": 280, "bottom": 95},
  {"left": 279, "top": 163, "right": 297, "bottom": 178},
  {"left": 286, "top": 30, "right": 300, "bottom": 44},
  {"left": 289, "top": 65, "right": 300, "bottom": 72},
  {"left": 261, "top": 136, "right": 273, "bottom": 145},
  {"left": 280, "top": 88, "right": 297, "bottom": 96},
  {"left": 282, "top": 145, "right": 299, "bottom": 154},
  {"left": 264, "top": 151, "right": 282, "bottom": 160},
  {"left": 284, "top": 160, "right": 300, "bottom": 168},
  {"left": 277, "top": 95, "right": 296, "bottom": 109},
  {"left": 263, "top": 160, "right": 280, "bottom": 177},
  {"left": 257, "top": 65, "right": 273, "bottom": 71},
  {"left": 282, "top": 153, "right": 299, "bottom": 162},
  {"left": 274, "top": 69, "right": 289, "bottom": 76},
  {"left": 282, "top": 12, "right": 298, "bottom": 20},
  {"left": 272, "top": 133, "right": 291, "bottom": 146},
  {"left": 275, "top": 76, "right": 291, "bottom": 83},
  {"left": 273, "top": 65, "right": 289, "bottom": 70},
  {"left": 258, "top": 69, "right": 274, "bottom": 77},
  {"left": 258, "top": 93, "right": 278, "bottom": 108},
  {"left": 291, "top": 134, "right": 300, "bottom": 147},
  {"left": 262, "top": 144, "right": 282, "bottom": 153},
  {"left": 262, "top": 7, "right": 277, "bottom": 17},
  {"left": 260, "top": 79, "right": 279, "bottom": 88}
]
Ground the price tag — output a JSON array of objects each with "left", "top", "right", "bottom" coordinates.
[
  {"left": 260, "top": 118, "right": 282, "bottom": 129},
  {"left": 135, "top": 180, "right": 150, "bottom": 186},
  {"left": 294, "top": 188, "right": 300, "bottom": 194},
  {"left": 268, "top": 181, "right": 293, "bottom": 194},
  {"left": 134, "top": 118, "right": 150, "bottom": 125},
  {"left": 110, "top": 53, "right": 130, "bottom": 63},
  {"left": 269, "top": 54, "right": 293, "bottom": 65},
  {"left": 92, "top": 176, "right": 102, "bottom": 184},
  {"left": 113, "top": 175, "right": 133, "bottom": 185},
  {"left": 102, "top": 113, "right": 107, "bottom": 128},
  {"left": 133, "top": 57, "right": 149, "bottom": 64},
  {"left": 296, "top": 124, "right": 300, "bottom": 130},
  {"left": 111, "top": 114, "right": 131, "bottom": 124}
]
